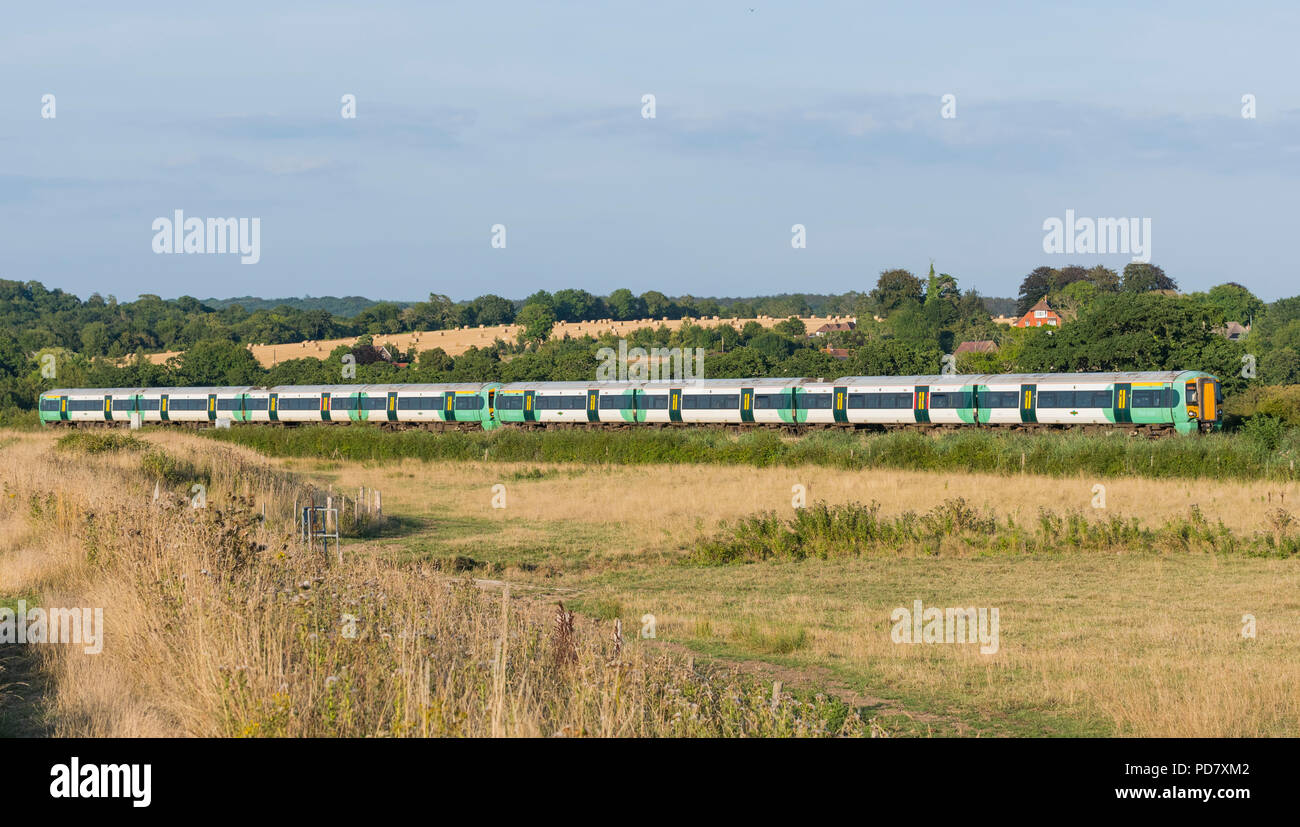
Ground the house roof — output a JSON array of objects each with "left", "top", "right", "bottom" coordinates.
[{"left": 954, "top": 340, "right": 998, "bottom": 355}]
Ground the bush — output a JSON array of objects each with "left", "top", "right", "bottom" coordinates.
[{"left": 56, "top": 431, "right": 146, "bottom": 454}]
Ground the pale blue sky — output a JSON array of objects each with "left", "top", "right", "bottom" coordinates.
[{"left": 3, "top": 1, "right": 1298, "bottom": 302}]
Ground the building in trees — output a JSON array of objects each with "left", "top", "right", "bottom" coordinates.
[{"left": 1015, "top": 298, "right": 1062, "bottom": 328}]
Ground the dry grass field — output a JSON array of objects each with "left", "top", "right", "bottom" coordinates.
[
  {"left": 125, "top": 314, "right": 855, "bottom": 368},
  {"left": 0, "top": 430, "right": 864, "bottom": 737},
  {"left": 4, "top": 427, "right": 1299, "bottom": 737}
]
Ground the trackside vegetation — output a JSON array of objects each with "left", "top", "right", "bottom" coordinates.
[{"left": 200, "top": 424, "right": 1300, "bottom": 482}]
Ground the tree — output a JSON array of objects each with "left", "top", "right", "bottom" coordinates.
[
  {"left": 171, "top": 339, "right": 264, "bottom": 385},
  {"left": 640, "top": 290, "right": 675, "bottom": 319},
  {"left": 418, "top": 347, "right": 453, "bottom": 373},
  {"left": 606, "top": 289, "right": 645, "bottom": 321},
  {"left": 465, "top": 294, "right": 515, "bottom": 326},
  {"left": 1016, "top": 266, "right": 1060, "bottom": 315},
  {"left": 772, "top": 317, "right": 806, "bottom": 337},
  {"left": 870, "top": 269, "right": 923, "bottom": 314},
  {"left": 1201, "top": 283, "right": 1264, "bottom": 324},
  {"left": 746, "top": 332, "right": 794, "bottom": 361},
  {"left": 515, "top": 303, "right": 556, "bottom": 347},
  {"left": 1085, "top": 265, "right": 1120, "bottom": 292},
  {"left": 1017, "top": 293, "right": 1230, "bottom": 375},
  {"left": 553, "top": 289, "right": 603, "bottom": 323},
  {"left": 1121, "top": 263, "right": 1177, "bottom": 293}
]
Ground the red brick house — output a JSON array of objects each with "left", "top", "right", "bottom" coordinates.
[{"left": 1015, "top": 298, "right": 1061, "bottom": 328}]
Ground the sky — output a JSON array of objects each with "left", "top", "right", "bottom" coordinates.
[{"left": 2, "top": 1, "right": 1298, "bottom": 304}]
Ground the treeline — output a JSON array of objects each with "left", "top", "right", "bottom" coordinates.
[
  {"left": 0, "top": 277, "right": 1017, "bottom": 361},
  {"left": 3, "top": 263, "right": 1299, "bottom": 432}
]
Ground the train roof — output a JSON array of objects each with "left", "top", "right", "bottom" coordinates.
[
  {"left": 836, "top": 371, "right": 1200, "bottom": 385},
  {"left": 44, "top": 371, "right": 1215, "bottom": 398}
]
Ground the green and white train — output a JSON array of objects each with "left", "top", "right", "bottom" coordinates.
[{"left": 40, "top": 371, "right": 1224, "bottom": 434}]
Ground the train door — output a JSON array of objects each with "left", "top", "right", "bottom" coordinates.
[
  {"left": 1113, "top": 382, "right": 1131, "bottom": 424},
  {"left": 444, "top": 393, "right": 457, "bottom": 423},
  {"left": 913, "top": 385, "right": 930, "bottom": 424},
  {"left": 587, "top": 389, "right": 600, "bottom": 422},
  {"left": 320, "top": 392, "right": 331, "bottom": 422},
  {"left": 59, "top": 395, "right": 69, "bottom": 421},
  {"left": 208, "top": 393, "right": 217, "bottom": 422},
  {"left": 740, "top": 387, "right": 755, "bottom": 424},
  {"left": 387, "top": 391, "right": 398, "bottom": 422},
  {"left": 1020, "top": 384, "right": 1037, "bottom": 424},
  {"left": 104, "top": 394, "right": 112, "bottom": 421},
  {"left": 1198, "top": 378, "right": 1220, "bottom": 424},
  {"left": 523, "top": 390, "right": 536, "bottom": 423},
  {"left": 669, "top": 388, "right": 683, "bottom": 423},
  {"left": 160, "top": 393, "right": 170, "bottom": 422},
  {"left": 833, "top": 385, "right": 848, "bottom": 424},
  {"left": 268, "top": 392, "right": 278, "bottom": 422}
]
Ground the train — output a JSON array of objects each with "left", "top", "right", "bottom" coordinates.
[{"left": 39, "top": 370, "right": 1224, "bottom": 435}]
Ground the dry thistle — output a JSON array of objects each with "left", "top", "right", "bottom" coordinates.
[{"left": 551, "top": 602, "right": 577, "bottom": 672}]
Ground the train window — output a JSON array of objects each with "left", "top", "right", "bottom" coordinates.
[
  {"left": 1185, "top": 383, "right": 1198, "bottom": 405},
  {"left": 753, "top": 393, "right": 790, "bottom": 409},
  {"left": 40, "top": 397, "right": 61, "bottom": 411},
  {"left": 329, "top": 397, "right": 358, "bottom": 410},
  {"left": 681, "top": 395, "right": 700, "bottom": 409},
  {"left": 111, "top": 398, "right": 136, "bottom": 411},
  {"left": 976, "top": 391, "right": 1019, "bottom": 408},
  {"left": 138, "top": 398, "right": 161, "bottom": 411},
  {"left": 398, "top": 396, "right": 442, "bottom": 410},
  {"left": 637, "top": 395, "right": 669, "bottom": 409},
  {"left": 217, "top": 398, "right": 242, "bottom": 411},
  {"left": 796, "top": 394, "right": 832, "bottom": 409},
  {"left": 1036, "top": 391, "right": 1068, "bottom": 408},
  {"left": 67, "top": 399, "right": 101, "bottom": 411},
  {"left": 244, "top": 398, "right": 269, "bottom": 411},
  {"left": 358, "top": 397, "right": 387, "bottom": 410},
  {"left": 599, "top": 395, "right": 635, "bottom": 410},
  {"left": 275, "top": 397, "right": 314, "bottom": 410},
  {"left": 929, "top": 392, "right": 969, "bottom": 409},
  {"left": 853, "top": 392, "right": 913, "bottom": 409},
  {"left": 1130, "top": 389, "right": 1167, "bottom": 408},
  {"left": 711, "top": 394, "right": 740, "bottom": 409},
  {"left": 454, "top": 395, "right": 484, "bottom": 410},
  {"left": 1077, "top": 390, "right": 1113, "bottom": 408},
  {"left": 496, "top": 395, "right": 524, "bottom": 410}
]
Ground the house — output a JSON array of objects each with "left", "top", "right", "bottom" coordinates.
[
  {"left": 1015, "top": 299, "right": 1061, "bottom": 328},
  {"left": 1214, "top": 321, "right": 1251, "bottom": 341},
  {"left": 821, "top": 347, "right": 850, "bottom": 360},
  {"left": 954, "top": 340, "right": 998, "bottom": 356},
  {"left": 810, "top": 321, "right": 856, "bottom": 336}
]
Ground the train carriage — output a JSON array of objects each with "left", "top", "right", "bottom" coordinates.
[{"left": 39, "top": 370, "right": 1224, "bottom": 435}]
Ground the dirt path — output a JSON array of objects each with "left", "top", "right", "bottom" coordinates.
[
  {"left": 0, "top": 644, "right": 51, "bottom": 737},
  {"left": 642, "top": 638, "right": 978, "bottom": 737}
]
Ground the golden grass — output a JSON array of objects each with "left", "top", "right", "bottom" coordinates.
[
  {"left": 124, "top": 314, "right": 853, "bottom": 367},
  {"left": 0, "top": 430, "right": 863, "bottom": 738},
  {"left": 251, "top": 448, "right": 1300, "bottom": 737},
  {"left": 284, "top": 454, "right": 1299, "bottom": 555}
]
